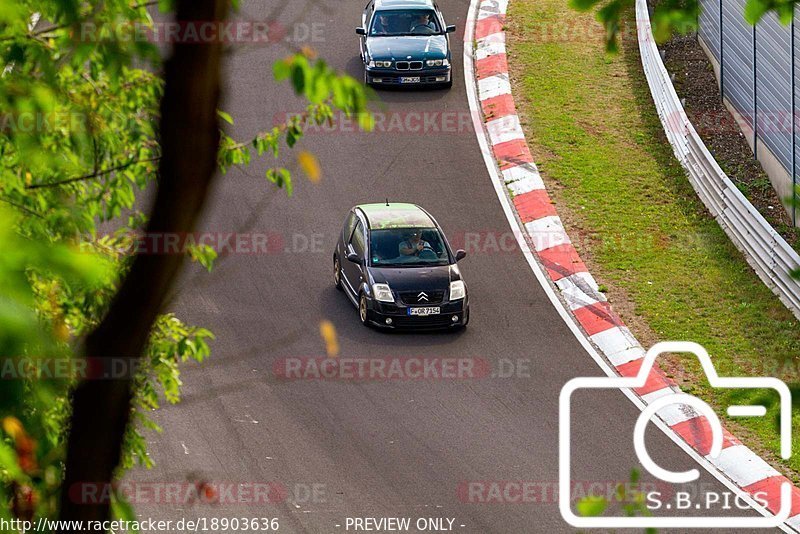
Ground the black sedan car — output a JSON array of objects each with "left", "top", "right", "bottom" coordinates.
[
  {"left": 334, "top": 203, "right": 469, "bottom": 329},
  {"left": 356, "top": 0, "right": 456, "bottom": 88}
]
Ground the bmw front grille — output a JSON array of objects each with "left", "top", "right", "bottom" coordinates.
[{"left": 395, "top": 61, "right": 423, "bottom": 71}]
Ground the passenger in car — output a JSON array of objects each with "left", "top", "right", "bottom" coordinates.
[{"left": 373, "top": 14, "right": 392, "bottom": 35}]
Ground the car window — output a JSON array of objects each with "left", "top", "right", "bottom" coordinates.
[
  {"left": 370, "top": 9, "right": 441, "bottom": 36},
  {"left": 343, "top": 211, "right": 358, "bottom": 241},
  {"left": 350, "top": 220, "right": 366, "bottom": 257},
  {"left": 369, "top": 227, "right": 449, "bottom": 267}
]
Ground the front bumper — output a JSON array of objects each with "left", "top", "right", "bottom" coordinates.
[
  {"left": 364, "top": 297, "right": 468, "bottom": 329},
  {"left": 365, "top": 66, "right": 451, "bottom": 86}
]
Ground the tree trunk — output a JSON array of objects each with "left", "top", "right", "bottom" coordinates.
[{"left": 58, "top": 0, "right": 229, "bottom": 527}]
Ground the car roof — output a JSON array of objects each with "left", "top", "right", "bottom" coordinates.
[
  {"left": 356, "top": 203, "right": 436, "bottom": 230},
  {"left": 374, "top": 0, "right": 436, "bottom": 11}
]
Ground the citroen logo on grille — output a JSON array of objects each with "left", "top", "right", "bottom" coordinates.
[{"left": 417, "top": 292, "right": 429, "bottom": 302}]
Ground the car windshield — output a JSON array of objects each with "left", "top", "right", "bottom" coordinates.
[
  {"left": 369, "top": 9, "right": 441, "bottom": 36},
  {"left": 370, "top": 227, "right": 450, "bottom": 267}
]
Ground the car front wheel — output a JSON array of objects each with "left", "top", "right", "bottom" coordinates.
[{"left": 358, "top": 294, "right": 369, "bottom": 326}]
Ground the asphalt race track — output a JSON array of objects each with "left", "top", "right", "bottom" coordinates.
[{"left": 129, "top": 0, "right": 768, "bottom": 532}]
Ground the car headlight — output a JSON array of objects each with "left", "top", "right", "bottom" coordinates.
[
  {"left": 449, "top": 280, "right": 466, "bottom": 300},
  {"left": 426, "top": 59, "right": 445, "bottom": 67},
  {"left": 373, "top": 60, "right": 392, "bottom": 68},
  {"left": 442, "top": 58, "right": 450, "bottom": 66},
  {"left": 368, "top": 60, "right": 376, "bottom": 67},
  {"left": 373, "top": 283, "right": 394, "bottom": 303}
]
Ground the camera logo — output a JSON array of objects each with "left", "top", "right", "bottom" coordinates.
[{"left": 559, "top": 341, "right": 792, "bottom": 528}]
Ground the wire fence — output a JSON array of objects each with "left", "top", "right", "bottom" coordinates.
[
  {"left": 636, "top": 0, "right": 800, "bottom": 321},
  {"left": 698, "top": 0, "right": 798, "bottom": 224}
]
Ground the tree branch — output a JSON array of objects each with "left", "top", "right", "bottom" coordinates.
[
  {"left": 0, "top": 1, "right": 160, "bottom": 43},
  {"left": 223, "top": 103, "right": 325, "bottom": 152},
  {"left": 25, "top": 156, "right": 161, "bottom": 189},
  {"left": 57, "top": 0, "right": 229, "bottom": 527},
  {"left": 0, "top": 197, "right": 45, "bottom": 219}
]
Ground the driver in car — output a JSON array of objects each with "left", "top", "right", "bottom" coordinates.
[
  {"left": 410, "top": 13, "right": 436, "bottom": 33},
  {"left": 399, "top": 230, "right": 431, "bottom": 256}
]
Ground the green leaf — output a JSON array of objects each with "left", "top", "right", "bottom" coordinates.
[
  {"left": 744, "top": 0, "right": 769, "bottom": 24},
  {"left": 286, "top": 128, "right": 299, "bottom": 148},
  {"left": 777, "top": 3, "right": 794, "bottom": 24},
  {"left": 291, "top": 64, "right": 307, "bottom": 94},
  {"left": 629, "top": 468, "right": 640, "bottom": 484},
  {"left": 187, "top": 244, "right": 218, "bottom": 272},
  {"left": 576, "top": 496, "right": 608, "bottom": 517},
  {"left": 266, "top": 168, "right": 293, "bottom": 197},
  {"left": 273, "top": 59, "right": 291, "bottom": 81},
  {"left": 111, "top": 490, "right": 139, "bottom": 532},
  {"left": 217, "top": 110, "right": 234, "bottom": 125},
  {"left": 0, "top": 440, "right": 24, "bottom": 481},
  {"left": 358, "top": 112, "right": 375, "bottom": 132}
]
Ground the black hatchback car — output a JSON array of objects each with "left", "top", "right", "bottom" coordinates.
[
  {"left": 356, "top": 0, "right": 456, "bottom": 88},
  {"left": 334, "top": 203, "right": 469, "bottom": 329}
]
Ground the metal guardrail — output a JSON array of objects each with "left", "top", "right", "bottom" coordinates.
[{"left": 635, "top": 0, "right": 800, "bottom": 321}]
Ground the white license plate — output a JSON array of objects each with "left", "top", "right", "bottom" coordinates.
[
  {"left": 408, "top": 306, "right": 440, "bottom": 316},
  {"left": 400, "top": 77, "right": 420, "bottom": 84}
]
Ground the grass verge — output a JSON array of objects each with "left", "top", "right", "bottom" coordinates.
[{"left": 506, "top": 0, "right": 800, "bottom": 478}]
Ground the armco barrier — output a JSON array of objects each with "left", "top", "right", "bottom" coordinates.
[{"left": 635, "top": 0, "right": 800, "bottom": 321}]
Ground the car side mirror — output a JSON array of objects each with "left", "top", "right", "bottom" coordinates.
[
  {"left": 356, "top": 27, "right": 367, "bottom": 35},
  {"left": 347, "top": 252, "right": 361, "bottom": 263},
  {"left": 446, "top": 25, "right": 456, "bottom": 33},
  {"left": 455, "top": 249, "right": 467, "bottom": 262}
]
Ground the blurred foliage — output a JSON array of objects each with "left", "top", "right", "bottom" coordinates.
[
  {"left": 571, "top": 0, "right": 796, "bottom": 52},
  {"left": 574, "top": 469, "right": 656, "bottom": 532},
  {"left": 219, "top": 53, "right": 373, "bottom": 193},
  {"left": 0, "top": 0, "right": 371, "bottom": 529},
  {"left": 570, "top": 0, "right": 699, "bottom": 51},
  {"left": 744, "top": 0, "right": 796, "bottom": 23}
]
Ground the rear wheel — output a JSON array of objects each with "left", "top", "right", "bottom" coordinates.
[{"left": 358, "top": 294, "right": 369, "bottom": 326}]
